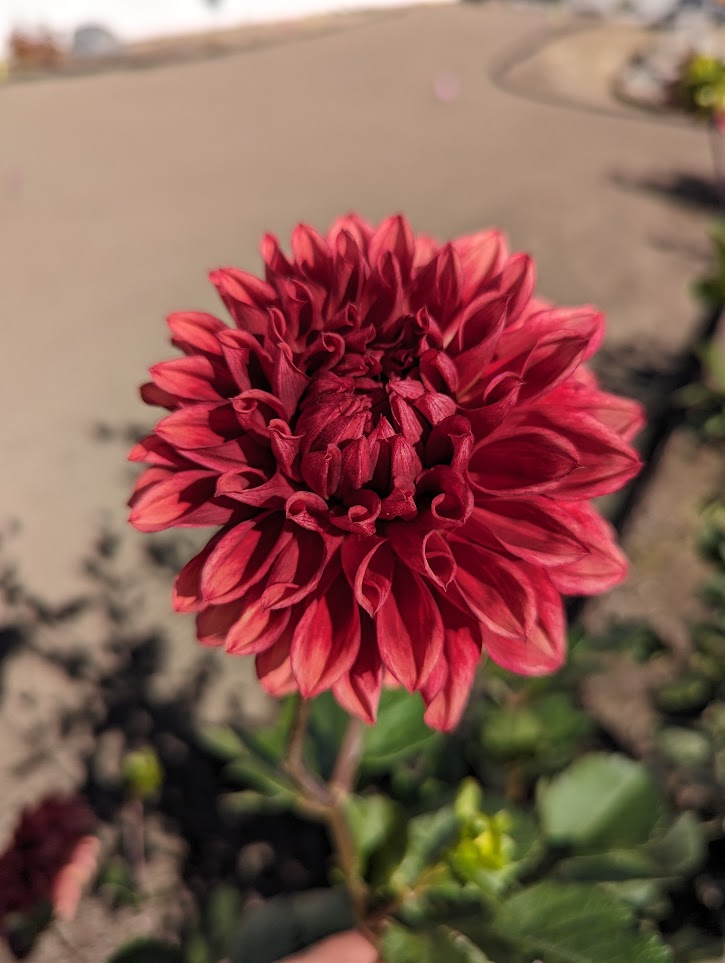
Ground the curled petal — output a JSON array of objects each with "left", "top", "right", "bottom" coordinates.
[
  {"left": 216, "top": 469, "right": 295, "bottom": 508},
  {"left": 330, "top": 490, "right": 381, "bottom": 536},
  {"left": 416, "top": 466, "right": 473, "bottom": 528},
  {"left": 341, "top": 536, "right": 394, "bottom": 616},
  {"left": 285, "top": 491, "right": 330, "bottom": 531},
  {"left": 388, "top": 520, "right": 457, "bottom": 589}
]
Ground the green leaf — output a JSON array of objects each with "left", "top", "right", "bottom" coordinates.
[
  {"left": 644, "top": 812, "right": 706, "bottom": 877},
  {"left": 248, "top": 697, "right": 297, "bottom": 762},
  {"left": 106, "top": 939, "right": 184, "bottom": 963},
  {"left": 657, "top": 727, "right": 712, "bottom": 770},
  {"left": 220, "top": 789, "right": 298, "bottom": 815},
  {"left": 480, "top": 706, "right": 543, "bottom": 759},
  {"left": 392, "top": 806, "right": 459, "bottom": 889},
  {"left": 344, "top": 793, "right": 408, "bottom": 882},
  {"left": 184, "top": 933, "right": 212, "bottom": 963},
  {"left": 305, "top": 691, "right": 350, "bottom": 780},
  {"left": 197, "top": 725, "right": 248, "bottom": 762},
  {"left": 362, "top": 690, "right": 440, "bottom": 771},
  {"left": 204, "top": 884, "right": 244, "bottom": 956},
  {"left": 381, "top": 922, "right": 493, "bottom": 963},
  {"left": 486, "top": 883, "right": 673, "bottom": 963},
  {"left": 537, "top": 754, "right": 663, "bottom": 852},
  {"left": 224, "top": 751, "right": 298, "bottom": 801},
  {"left": 553, "top": 849, "right": 662, "bottom": 883}
]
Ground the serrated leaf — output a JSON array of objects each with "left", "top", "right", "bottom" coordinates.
[
  {"left": 486, "top": 883, "right": 673, "bottom": 963},
  {"left": 106, "top": 939, "right": 184, "bottom": 963},
  {"left": 538, "top": 754, "right": 663, "bottom": 852},
  {"left": 362, "top": 690, "right": 440, "bottom": 771}
]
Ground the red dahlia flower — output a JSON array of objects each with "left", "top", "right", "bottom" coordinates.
[
  {"left": 129, "top": 215, "right": 643, "bottom": 731},
  {"left": 0, "top": 795, "right": 99, "bottom": 924}
]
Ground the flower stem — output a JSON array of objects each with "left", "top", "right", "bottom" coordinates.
[
  {"left": 283, "top": 695, "right": 328, "bottom": 809},
  {"left": 327, "top": 716, "right": 371, "bottom": 931},
  {"left": 284, "top": 704, "right": 372, "bottom": 934},
  {"left": 331, "top": 716, "right": 364, "bottom": 796}
]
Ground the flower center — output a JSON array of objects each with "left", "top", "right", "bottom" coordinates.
[{"left": 287, "top": 328, "right": 472, "bottom": 532}]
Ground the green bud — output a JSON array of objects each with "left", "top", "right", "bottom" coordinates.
[{"left": 122, "top": 747, "right": 164, "bottom": 800}]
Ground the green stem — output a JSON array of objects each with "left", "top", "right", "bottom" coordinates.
[{"left": 283, "top": 703, "right": 372, "bottom": 935}]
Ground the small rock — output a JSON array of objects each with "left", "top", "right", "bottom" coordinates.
[{"left": 71, "top": 24, "right": 122, "bottom": 60}]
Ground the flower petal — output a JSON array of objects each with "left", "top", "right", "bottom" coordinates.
[
  {"left": 376, "top": 567, "right": 444, "bottom": 691},
  {"left": 291, "top": 575, "right": 361, "bottom": 697}
]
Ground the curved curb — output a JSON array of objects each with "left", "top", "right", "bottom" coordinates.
[{"left": 487, "top": 10, "right": 697, "bottom": 131}]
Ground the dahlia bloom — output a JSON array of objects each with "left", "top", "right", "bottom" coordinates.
[
  {"left": 129, "top": 215, "right": 643, "bottom": 731},
  {"left": 0, "top": 795, "right": 99, "bottom": 923}
]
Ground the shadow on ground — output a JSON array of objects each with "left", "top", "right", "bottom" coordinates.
[{"left": 611, "top": 169, "right": 724, "bottom": 215}]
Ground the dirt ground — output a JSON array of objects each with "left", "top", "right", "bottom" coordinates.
[{"left": 0, "top": 3, "right": 723, "bottom": 958}]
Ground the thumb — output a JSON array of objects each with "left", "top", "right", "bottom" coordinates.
[{"left": 279, "top": 929, "right": 377, "bottom": 962}]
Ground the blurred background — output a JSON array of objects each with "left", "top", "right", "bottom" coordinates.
[{"left": 1, "top": 0, "right": 725, "bottom": 959}]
